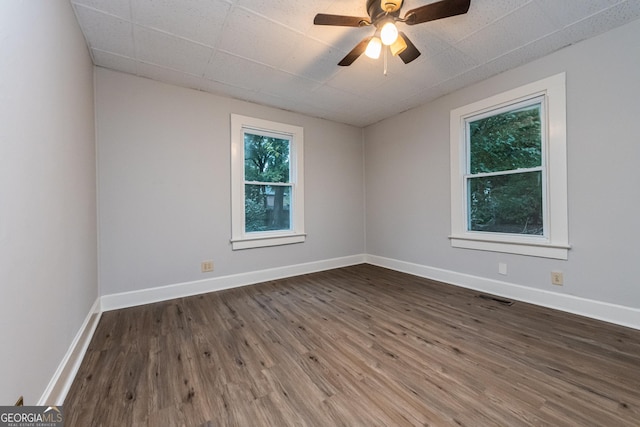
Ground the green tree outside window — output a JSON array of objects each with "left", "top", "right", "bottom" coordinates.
[
  {"left": 466, "top": 101, "right": 544, "bottom": 235},
  {"left": 244, "top": 133, "right": 291, "bottom": 232}
]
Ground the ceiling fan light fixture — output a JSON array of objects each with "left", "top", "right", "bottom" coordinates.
[
  {"left": 315, "top": 0, "right": 471, "bottom": 68},
  {"left": 380, "top": 21, "right": 398, "bottom": 45},
  {"left": 390, "top": 35, "right": 407, "bottom": 56},
  {"left": 365, "top": 36, "right": 382, "bottom": 59}
]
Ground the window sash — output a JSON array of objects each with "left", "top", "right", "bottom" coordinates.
[
  {"left": 243, "top": 129, "right": 291, "bottom": 184},
  {"left": 465, "top": 96, "right": 545, "bottom": 174},
  {"left": 231, "top": 114, "right": 305, "bottom": 250},
  {"left": 449, "top": 73, "right": 569, "bottom": 259},
  {"left": 463, "top": 97, "right": 548, "bottom": 238}
]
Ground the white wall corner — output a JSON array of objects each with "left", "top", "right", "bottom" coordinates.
[
  {"left": 365, "top": 254, "right": 640, "bottom": 331},
  {"left": 38, "top": 297, "right": 102, "bottom": 406},
  {"left": 100, "top": 254, "right": 367, "bottom": 312}
]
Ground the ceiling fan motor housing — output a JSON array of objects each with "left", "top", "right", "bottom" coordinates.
[
  {"left": 381, "top": 1, "right": 403, "bottom": 13},
  {"left": 367, "top": 0, "right": 403, "bottom": 20}
]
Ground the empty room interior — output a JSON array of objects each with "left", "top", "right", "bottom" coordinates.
[{"left": 2, "top": 0, "right": 640, "bottom": 425}]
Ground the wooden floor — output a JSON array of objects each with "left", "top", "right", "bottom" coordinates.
[{"left": 65, "top": 264, "right": 640, "bottom": 426}]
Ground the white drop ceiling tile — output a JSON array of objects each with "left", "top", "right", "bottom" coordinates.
[
  {"left": 309, "top": 84, "right": 371, "bottom": 113},
  {"left": 71, "top": 0, "right": 131, "bottom": 20},
  {"left": 331, "top": 95, "right": 382, "bottom": 119},
  {"left": 71, "top": 0, "right": 640, "bottom": 127},
  {"left": 499, "top": 2, "right": 559, "bottom": 39},
  {"left": 135, "top": 62, "right": 208, "bottom": 91},
  {"left": 259, "top": 72, "right": 322, "bottom": 100},
  {"left": 217, "top": 7, "right": 302, "bottom": 68},
  {"left": 424, "top": 0, "right": 530, "bottom": 44},
  {"left": 456, "top": 2, "right": 556, "bottom": 63},
  {"left": 279, "top": 38, "right": 343, "bottom": 82},
  {"left": 559, "top": 1, "right": 640, "bottom": 43},
  {"left": 423, "top": 47, "right": 479, "bottom": 83},
  {"left": 92, "top": 49, "right": 138, "bottom": 75},
  {"left": 236, "top": 90, "right": 286, "bottom": 108},
  {"left": 131, "top": 0, "right": 231, "bottom": 47},
  {"left": 237, "top": 0, "right": 335, "bottom": 33},
  {"left": 396, "top": 64, "right": 435, "bottom": 89},
  {"left": 73, "top": 5, "right": 135, "bottom": 57},
  {"left": 196, "top": 80, "right": 269, "bottom": 106},
  {"left": 536, "top": 0, "right": 622, "bottom": 28},
  {"left": 282, "top": 103, "right": 327, "bottom": 122},
  {"left": 389, "top": 86, "right": 445, "bottom": 115},
  {"left": 304, "top": 0, "right": 376, "bottom": 50},
  {"left": 204, "top": 51, "right": 277, "bottom": 90},
  {"left": 400, "top": 28, "right": 454, "bottom": 58},
  {"left": 282, "top": 99, "right": 337, "bottom": 121},
  {"left": 321, "top": 1, "right": 371, "bottom": 18},
  {"left": 481, "top": 50, "right": 530, "bottom": 76},
  {"left": 483, "top": 31, "right": 577, "bottom": 76},
  {"left": 306, "top": 23, "right": 374, "bottom": 52},
  {"left": 374, "top": 76, "right": 427, "bottom": 105},
  {"left": 434, "top": 64, "right": 498, "bottom": 96},
  {"left": 134, "top": 26, "right": 214, "bottom": 76},
  {"left": 325, "top": 56, "right": 408, "bottom": 96}
]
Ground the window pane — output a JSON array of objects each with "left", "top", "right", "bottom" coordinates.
[
  {"left": 469, "top": 103, "right": 542, "bottom": 174},
  {"left": 244, "top": 132, "right": 290, "bottom": 183},
  {"left": 245, "top": 184, "right": 291, "bottom": 232},
  {"left": 468, "top": 171, "right": 543, "bottom": 235}
]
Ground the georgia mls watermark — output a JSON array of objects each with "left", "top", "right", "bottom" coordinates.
[{"left": 0, "top": 406, "right": 63, "bottom": 427}]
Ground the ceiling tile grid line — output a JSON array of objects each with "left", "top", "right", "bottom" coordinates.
[{"left": 70, "top": 0, "right": 640, "bottom": 127}]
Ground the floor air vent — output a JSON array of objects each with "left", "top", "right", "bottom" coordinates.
[{"left": 477, "top": 294, "right": 514, "bottom": 306}]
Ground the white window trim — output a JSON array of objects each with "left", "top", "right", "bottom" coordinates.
[
  {"left": 449, "top": 73, "right": 569, "bottom": 259},
  {"left": 230, "top": 114, "right": 305, "bottom": 250}
]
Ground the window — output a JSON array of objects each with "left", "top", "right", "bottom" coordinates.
[
  {"left": 450, "top": 73, "right": 569, "bottom": 259},
  {"left": 231, "top": 114, "right": 305, "bottom": 250}
]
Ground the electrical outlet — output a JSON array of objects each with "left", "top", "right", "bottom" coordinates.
[
  {"left": 498, "top": 263, "right": 507, "bottom": 275},
  {"left": 15, "top": 396, "right": 23, "bottom": 406},
  {"left": 551, "top": 271, "right": 563, "bottom": 286},
  {"left": 201, "top": 261, "right": 214, "bottom": 273}
]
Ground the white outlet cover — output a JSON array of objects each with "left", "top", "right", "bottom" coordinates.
[{"left": 498, "top": 263, "right": 507, "bottom": 275}]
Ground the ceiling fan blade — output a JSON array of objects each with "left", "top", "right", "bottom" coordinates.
[
  {"left": 314, "top": 13, "right": 371, "bottom": 27},
  {"left": 403, "top": 0, "right": 470, "bottom": 25},
  {"left": 398, "top": 33, "right": 421, "bottom": 64},
  {"left": 338, "top": 37, "right": 372, "bottom": 66}
]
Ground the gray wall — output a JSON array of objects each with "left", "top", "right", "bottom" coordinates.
[
  {"left": 96, "top": 69, "right": 365, "bottom": 295},
  {"left": 0, "top": 1, "right": 97, "bottom": 404},
  {"left": 365, "top": 18, "right": 640, "bottom": 309}
]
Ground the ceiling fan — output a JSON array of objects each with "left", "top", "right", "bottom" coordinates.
[{"left": 314, "top": 0, "right": 471, "bottom": 67}]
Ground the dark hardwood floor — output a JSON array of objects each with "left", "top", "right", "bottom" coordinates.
[{"left": 64, "top": 264, "right": 640, "bottom": 426}]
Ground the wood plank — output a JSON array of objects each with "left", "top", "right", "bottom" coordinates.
[{"left": 65, "top": 264, "right": 640, "bottom": 426}]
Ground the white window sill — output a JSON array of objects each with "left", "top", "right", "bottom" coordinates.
[
  {"left": 231, "top": 233, "right": 306, "bottom": 250},
  {"left": 449, "top": 235, "right": 570, "bottom": 260}
]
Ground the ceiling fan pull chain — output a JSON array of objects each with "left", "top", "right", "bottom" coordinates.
[{"left": 384, "top": 46, "right": 388, "bottom": 76}]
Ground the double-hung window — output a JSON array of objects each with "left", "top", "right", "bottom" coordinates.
[
  {"left": 230, "top": 114, "right": 305, "bottom": 250},
  {"left": 450, "top": 73, "right": 569, "bottom": 259}
]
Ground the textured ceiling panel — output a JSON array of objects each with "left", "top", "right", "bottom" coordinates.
[
  {"left": 131, "top": 0, "right": 231, "bottom": 46},
  {"left": 71, "top": 0, "right": 640, "bottom": 127}
]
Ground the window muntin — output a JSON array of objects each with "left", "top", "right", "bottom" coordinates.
[
  {"left": 449, "top": 73, "right": 569, "bottom": 259},
  {"left": 231, "top": 115, "right": 305, "bottom": 250},
  {"left": 465, "top": 98, "right": 545, "bottom": 236}
]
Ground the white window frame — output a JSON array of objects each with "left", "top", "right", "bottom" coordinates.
[
  {"left": 230, "top": 114, "right": 305, "bottom": 250},
  {"left": 449, "top": 73, "right": 569, "bottom": 259}
]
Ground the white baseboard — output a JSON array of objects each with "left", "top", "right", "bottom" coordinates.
[
  {"left": 366, "top": 254, "right": 640, "bottom": 331},
  {"left": 40, "top": 254, "right": 366, "bottom": 405},
  {"left": 38, "top": 297, "right": 102, "bottom": 405},
  {"left": 101, "top": 254, "right": 367, "bottom": 311},
  {"left": 40, "top": 252, "right": 638, "bottom": 406}
]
